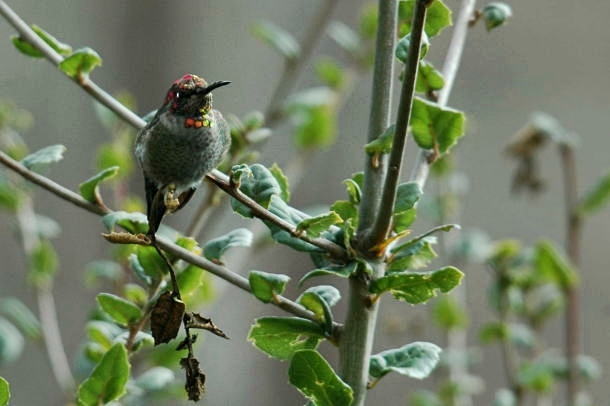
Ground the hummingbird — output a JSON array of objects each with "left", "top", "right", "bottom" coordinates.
[{"left": 135, "top": 74, "right": 231, "bottom": 238}]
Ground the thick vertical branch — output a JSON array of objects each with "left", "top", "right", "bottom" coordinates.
[
  {"left": 559, "top": 144, "right": 582, "bottom": 405},
  {"left": 365, "top": 0, "right": 430, "bottom": 246},
  {"left": 357, "top": 0, "right": 398, "bottom": 238}
]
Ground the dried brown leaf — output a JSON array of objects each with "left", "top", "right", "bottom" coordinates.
[
  {"left": 181, "top": 356, "right": 206, "bottom": 401},
  {"left": 184, "top": 312, "right": 229, "bottom": 339},
  {"left": 150, "top": 291, "right": 185, "bottom": 345}
]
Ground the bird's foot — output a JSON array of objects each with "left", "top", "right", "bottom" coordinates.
[{"left": 164, "top": 184, "right": 181, "bottom": 212}]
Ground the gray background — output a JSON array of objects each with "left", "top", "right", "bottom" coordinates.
[{"left": 1, "top": 0, "right": 609, "bottom": 404}]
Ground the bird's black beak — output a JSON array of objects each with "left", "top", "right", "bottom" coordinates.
[{"left": 197, "top": 80, "right": 231, "bottom": 95}]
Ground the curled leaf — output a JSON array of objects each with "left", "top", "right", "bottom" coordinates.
[{"left": 150, "top": 292, "right": 185, "bottom": 345}]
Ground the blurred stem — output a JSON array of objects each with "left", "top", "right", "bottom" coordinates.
[
  {"left": 265, "top": 0, "right": 341, "bottom": 126},
  {"left": 365, "top": 0, "right": 429, "bottom": 248},
  {"left": 15, "top": 198, "right": 75, "bottom": 393},
  {"left": 558, "top": 143, "right": 582, "bottom": 405},
  {"left": 409, "top": 0, "right": 477, "bottom": 187},
  {"left": 436, "top": 181, "right": 472, "bottom": 406}
]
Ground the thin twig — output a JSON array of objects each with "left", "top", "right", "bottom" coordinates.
[
  {"left": 558, "top": 143, "right": 581, "bottom": 405},
  {"left": 0, "top": 150, "right": 324, "bottom": 324},
  {"left": 264, "top": 0, "right": 341, "bottom": 126},
  {"left": 0, "top": 1, "right": 348, "bottom": 260},
  {"left": 365, "top": 0, "right": 431, "bottom": 248},
  {"left": 409, "top": 0, "right": 477, "bottom": 188},
  {"left": 14, "top": 198, "right": 75, "bottom": 392}
]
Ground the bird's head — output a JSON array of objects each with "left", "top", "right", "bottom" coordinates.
[{"left": 163, "top": 74, "right": 230, "bottom": 118}]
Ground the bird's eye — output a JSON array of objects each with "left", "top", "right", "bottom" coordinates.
[{"left": 175, "top": 92, "right": 181, "bottom": 99}]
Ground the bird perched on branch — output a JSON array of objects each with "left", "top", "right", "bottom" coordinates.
[{"left": 135, "top": 74, "right": 231, "bottom": 238}]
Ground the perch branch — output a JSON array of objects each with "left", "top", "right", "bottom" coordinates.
[{"left": 0, "top": 151, "right": 327, "bottom": 325}]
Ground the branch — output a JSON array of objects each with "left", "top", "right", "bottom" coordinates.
[
  {"left": 558, "top": 143, "right": 582, "bottom": 405},
  {"left": 0, "top": 0, "right": 347, "bottom": 261},
  {"left": 365, "top": 0, "right": 431, "bottom": 247},
  {"left": 0, "top": 150, "right": 323, "bottom": 324},
  {"left": 339, "top": 1, "right": 400, "bottom": 404},
  {"left": 356, "top": 0, "right": 398, "bottom": 241},
  {"left": 207, "top": 171, "right": 347, "bottom": 259},
  {"left": 14, "top": 199, "right": 75, "bottom": 393},
  {"left": 264, "top": 0, "right": 341, "bottom": 126},
  {"left": 408, "top": 0, "right": 477, "bottom": 188}
]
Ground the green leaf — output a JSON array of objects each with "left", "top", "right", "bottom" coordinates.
[
  {"left": 0, "top": 376, "right": 9, "bottom": 406},
  {"left": 331, "top": 200, "right": 358, "bottom": 223},
  {"left": 0, "top": 297, "right": 41, "bottom": 339},
  {"left": 328, "top": 21, "right": 361, "bottom": 56},
  {"left": 135, "top": 367, "right": 175, "bottom": 392},
  {"left": 11, "top": 24, "right": 72, "bottom": 58},
  {"left": 534, "top": 241, "right": 578, "bottom": 289},
  {"left": 395, "top": 32, "right": 429, "bottom": 63},
  {"left": 343, "top": 179, "right": 362, "bottom": 205},
  {"left": 482, "top": 2, "right": 513, "bottom": 31},
  {"left": 387, "top": 237, "right": 437, "bottom": 272},
  {"left": 399, "top": 0, "right": 453, "bottom": 37},
  {"left": 86, "top": 321, "right": 122, "bottom": 350},
  {"left": 123, "top": 283, "right": 148, "bottom": 306},
  {"left": 416, "top": 60, "right": 445, "bottom": 93},
  {"left": 395, "top": 182, "right": 422, "bottom": 213},
  {"left": 370, "top": 266, "right": 464, "bottom": 304},
  {"left": 59, "top": 47, "right": 102, "bottom": 78},
  {"left": 433, "top": 295, "right": 468, "bottom": 330},
  {"left": 77, "top": 343, "right": 130, "bottom": 406},
  {"left": 242, "top": 110, "right": 265, "bottom": 130},
  {"left": 359, "top": 3, "right": 378, "bottom": 39},
  {"left": 296, "top": 211, "right": 343, "bottom": 237},
  {"left": 249, "top": 270, "right": 291, "bottom": 303},
  {"left": 297, "top": 285, "right": 340, "bottom": 332},
  {"left": 96, "top": 293, "right": 142, "bottom": 326},
  {"left": 85, "top": 260, "right": 122, "bottom": 287},
  {"left": 289, "top": 350, "right": 353, "bottom": 406},
  {"left": 299, "top": 262, "right": 359, "bottom": 286},
  {"left": 393, "top": 208, "right": 417, "bottom": 233},
  {"left": 365, "top": 125, "right": 395, "bottom": 155},
  {"left": 294, "top": 104, "right": 337, "bottom": 149},
  {"left": 0, "top": 317, "right": 24, "bottom": 366},
  {"left": 0, "top": 174, "right": 23, "bottom": 211},
  {"left": 177, "top": 266, "right": 209, "bottom": 308},
  {"left": 252, "top": 21, "right": 300, "bottom": 60},
  {"left": 315, "top": 57, "right": 345, "bottom": 89},
  {"left": 96, "top": 142, "right": 133, "bottom": 178},
  {"left": 410, "top": 390, "right": 443, "bottom": 406},
  {"left": 411, "top": 97, "right": 466, "bottom": 154},
  {"left": 79, "top": 166, "right": 120, "bottom": 204},
  {"left": 102, "top": 211, "right": 148, "bottom": 234},
  {"left": 493, "top": 389, "right": 516, "bottom": 406},
  {"left": 270, "top": 163, "right": 291, "bottom": 202},
  {"left": 21, "top": 144, "right": 66, "bottom": 171},
  {"left": 28, "top": 239, "right": 58, "bottom": 287},
  {"left": 578, "top": 171, "right": 610, "bottom": 215},
  {"left": 264, "top": 196, "right": 322, "bottom": 253},
  {"left": 203, "top": 228, "right": 253, "bottom": 262},
  {"left": 370, "top": 341, "right": 442, "bottom": 380},
  {"left": 231, "top": 164, "right": 281, "bottom": 217},
  {"left": 128, "top": 253, "right": 154, "bottom": 286},
  {"left": 33, "top": 214, "right": 61, "bottom": 239},
  {"left": 517, "top": 362, "right": 554, "bottom": 393},
  {"left": 248, "top": 317, "right": 325, "bottom": 360}
]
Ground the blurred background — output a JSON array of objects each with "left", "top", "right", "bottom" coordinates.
[{"left": 1, "top": 0, "right": 609, "bottom": 404}]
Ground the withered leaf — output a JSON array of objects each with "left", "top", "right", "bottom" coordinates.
[
  {"left": 151, "top": 291, "right": 185, "bottom": 345},
  {"left": 101, "top": 232, "right": 151, "bottom": 245},
  {"left": 185, "top": 312, "right": 229, "bottom": 339},
  {"left": 181, "top": 355, "right": 206, "bottom": 401}
]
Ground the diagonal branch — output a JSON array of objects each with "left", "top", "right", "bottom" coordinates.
[
  {"left": 0, "top": 0, "right": 346, "bottom": 260},
  {"left": 264, "top": 0, "right": 341, "bottom": 126},
  {"left": 365, "top": 0, "right": 431, "bottom": 248},
  {"left": 0, "top": 150, "right": 324, "bottom": 324}
]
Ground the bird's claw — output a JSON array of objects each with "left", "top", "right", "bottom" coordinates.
[{"left": 164, "top": 184, "right": 181, "bottom": 212}]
